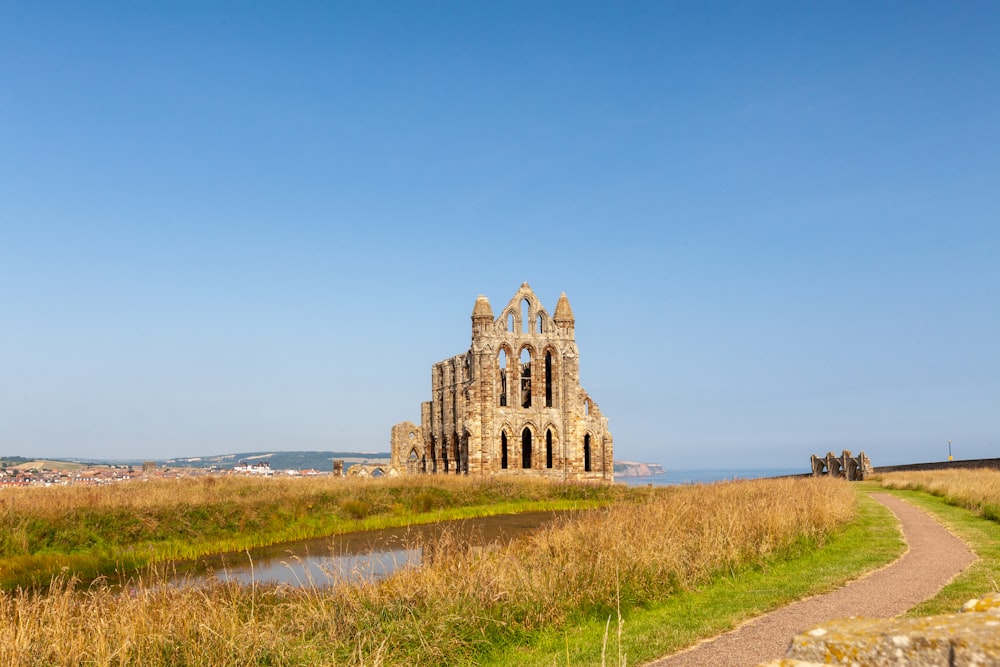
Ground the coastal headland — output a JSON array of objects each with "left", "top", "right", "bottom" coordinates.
[{"left": 614, "top": 460, "right": 667, "bottom": 477}]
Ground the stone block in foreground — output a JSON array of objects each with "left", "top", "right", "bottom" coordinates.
[{"left": 758, "top": 593, "right": 1000, "bottom": 666}]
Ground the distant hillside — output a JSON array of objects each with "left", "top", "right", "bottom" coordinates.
[
  {"left": 2, "top": 458, "right": 88, "bottom": 472},
  {"left": 0, "top": 456, "right": 34, "bottom": 468}
]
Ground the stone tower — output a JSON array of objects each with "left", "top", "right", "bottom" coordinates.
[{"left": 390, "top": 283, "right": 613, "bottom": 481}]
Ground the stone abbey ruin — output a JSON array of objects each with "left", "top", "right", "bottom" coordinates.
[
  {"left": 810, "top": 449, "right": 873, "bottom": 481},
  {"left": 390, "top": 283, "right": 613, "bottom": 481}
]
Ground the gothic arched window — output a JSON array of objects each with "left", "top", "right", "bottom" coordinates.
[
  {"left": 545, "top": 429, "right": 553, "bottom": 469},
  {"left": 497, "top": 348, "right": 508, "bottom": 407},
  {"left": 522, "top": 428, "right": 532, "bottom": 469},
  {"left": 520, "top": 348, "right": 531, "bottom": 408}
]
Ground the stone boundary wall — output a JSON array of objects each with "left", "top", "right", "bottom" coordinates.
[{"left": 874, "top": 457, "right": 1000, "bottom": 474}]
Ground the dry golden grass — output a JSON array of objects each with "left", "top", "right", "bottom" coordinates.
[
  {"left": 879, "top": 467, "right": 1000, "bottom": 521},
  {"left": 0, "top": 476, "right": 853, "bottom": 666},
  {"left": 0, "top": 474, "right": 617, "bottom": 516},
  {"left": 0, "top": 475, "right": 624, "bottom": 587}
]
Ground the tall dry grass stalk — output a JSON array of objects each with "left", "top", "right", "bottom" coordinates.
[
  {"left": 879, "top": 468, "right": 1000, "bottom": 521},
  {"left": 0, "top": 477, "right": 853, "bottom": 666}
]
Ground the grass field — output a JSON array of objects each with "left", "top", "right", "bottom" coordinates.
[
  {"left": 0, "top": 475, "right": 856, "bottom": 666},
  {"left": 15, "top": 471, "right": 997, "bottom": 666},
  {"left": 489, "top": 483, "right": 902, "bottom": 666},
  {"left": 878, "top": 467, "right": 1000, "bottom": 522},
  {"left": 0, "top": 475, "right": 625, "bottom": 589},
  {"left": 493, "top": 472, "right": 1000, "bottom": 665},
  {"left": 877, "top": 468, "right": 1000, "bottom": 616}
]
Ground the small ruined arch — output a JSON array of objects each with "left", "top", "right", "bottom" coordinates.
[
  {"left": 583, "top": 433, "right": 592, "bottom": 472},
  {"left": 521, "top": 298, "right": 531, "bottom": 333},
  {"left": 545, "top": 428, "right": 554, "bottom": 469},
  {"left": 506, "top": 311, "right": 516, "bottom": 332},
  {"left": 584, "top": 398, "right": 591, "bottom": 416},
  {"left": 407, "top": 448, "right": 419, "bottom": 474},
  {"left": 497, "top": 346, "right": 510, "bottom": 407},
  {"left": 521, "top": 426, "right": 533, "bottom": 469},
  {"left": 537, "top": 313, "right": 545, "bottom": 334},
  {"left": 519, "top": 346, "right": 533, "bottom": 408}
]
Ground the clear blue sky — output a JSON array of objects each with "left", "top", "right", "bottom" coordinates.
[{"left": 2, "top": 2, "right": 997, "bottom": 469}]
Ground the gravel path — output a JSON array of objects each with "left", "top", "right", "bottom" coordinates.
[{"left": 644, "top": 493, "right": 976, "bottom": 667}]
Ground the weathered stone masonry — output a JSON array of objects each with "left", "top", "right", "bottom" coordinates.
[{"left": 390, "top": 283, "right": 613, "bottom": 481}]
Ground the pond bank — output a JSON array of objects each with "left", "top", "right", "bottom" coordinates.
[{"left": 160, "top": 510, "right": 576, "bottom": 588}]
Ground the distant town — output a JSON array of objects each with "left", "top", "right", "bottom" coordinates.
[
  {"left": 0, "top": 452, "right": 389, "bottom": 488},
  {"left": 0, "top": 452, "right": 665, "bottom": 488}
]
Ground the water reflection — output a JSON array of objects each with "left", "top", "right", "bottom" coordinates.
[
  {"left": 167, "top": 510, "right": 567, "bottom": 589},
  {"left": 198, "top": 547, "right": 423, "bottom": 587}
]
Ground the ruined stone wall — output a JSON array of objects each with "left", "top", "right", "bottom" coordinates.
[
  {"left": 389, "top": 421, "right": 423, "bottom": 474},
  {"left": 810, "top": 450, "right": 872, "bottom": 481},
  {"left": 391, "top": 283, "right": 613, "bottom": 481}
]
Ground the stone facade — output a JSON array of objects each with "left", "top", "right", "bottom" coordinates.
[{"left": 390, "top": 283, "right": 613, "bottom": 481}]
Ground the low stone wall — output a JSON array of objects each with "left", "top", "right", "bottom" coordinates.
[
  {"left": 760, "top": 593, "right": 1000, "bottom": 666},
  {"left": 874, "top": 457, "right": 1000, "bottom": 474}
]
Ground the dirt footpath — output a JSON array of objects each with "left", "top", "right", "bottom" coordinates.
[{"left": 645, "top": 493, "right": 976, "bottom": 667}]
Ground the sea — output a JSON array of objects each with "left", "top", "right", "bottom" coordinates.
[{"left": 619, "top": 467, "right": 807, "bottom": 486}]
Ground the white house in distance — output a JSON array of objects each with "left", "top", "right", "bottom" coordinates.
[{"left": 233, "top": 460, "right": 273, "bottom": 476}]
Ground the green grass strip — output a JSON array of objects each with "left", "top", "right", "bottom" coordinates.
[
  {"left": 877, "top": 486, "right": 1000, "bottom": 617},
  {"left": 482, "top": 484, "right": 904, "bottom": 667}
]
